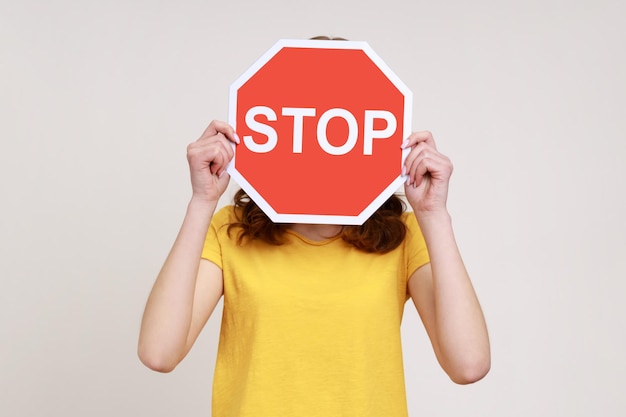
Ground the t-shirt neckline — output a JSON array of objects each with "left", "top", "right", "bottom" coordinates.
[{"left": 284, "top": 229, "right": 343, "bottom": 246}]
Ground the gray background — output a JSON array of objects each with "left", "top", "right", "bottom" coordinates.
[{"left": 1, "top": 0, "right": 624, "bottom": 416}]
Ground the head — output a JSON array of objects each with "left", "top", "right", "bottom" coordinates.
[
  {"left": 227, "top": 35, "right": 406, "bottom": 253},
  {"left": 309, "top": 35, "right": 348, "bottom": 41}
]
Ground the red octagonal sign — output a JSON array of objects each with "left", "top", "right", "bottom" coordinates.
[{"left": 227, "top": 39, "right": 412, "bottom": 225}]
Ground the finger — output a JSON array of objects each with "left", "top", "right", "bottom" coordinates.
[
  {"left": 207, "top": 141, "right": 234, "bottom": 176},
  {"left": 200, "top": 120, "right": 240, "bottom": 144},
  {"left": 411, "top": 159, "right": 431, "bottom": 188},
  {"left": 187, "top": 134, "right": 235, "bottom": 175},
  {"left": 213, "top": 148, "right": 233, "bottom": 177},
  {"left": 405, "top": 146, "right": 450, "bottom": 187},
  {"left": 211, "top": 133, "right": 236, "bottom": 160},
  {"left": 402, "top": 141, "right": 431, "bottom": 178},
  {"left": 405, "top": 151, "right": 431, "bottom": 187},
  {"left": 401, "top": 130, "right": 436, "bottom": 151},
  {"left": 196, "top": 132, "right": 235, "bottom": 159}
]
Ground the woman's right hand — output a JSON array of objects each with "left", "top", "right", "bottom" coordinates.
[{"left": 186, "top": 120, "right": 239, "bottom": 203}]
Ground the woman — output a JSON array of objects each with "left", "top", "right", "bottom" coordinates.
[{"left": 138, "top": 120, "right": 490, "bottom": 416}]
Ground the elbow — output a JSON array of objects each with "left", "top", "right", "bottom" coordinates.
[
  {"left": 137, "top": 343, "right": 180, "bottom": 373},
  {"left": 447, "top": 356, "right": 491, "bottom": 385},
  {"left": 140, "top": 358, "right": 177, "bottom": 374}
]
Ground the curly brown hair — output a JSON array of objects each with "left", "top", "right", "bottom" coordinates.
[{"left": 227, "top": 189, "right": 407, "bottom": 253}]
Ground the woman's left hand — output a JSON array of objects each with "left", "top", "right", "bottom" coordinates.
[{"left": 402, "top": 131, "right": 453, "bottom": 216}]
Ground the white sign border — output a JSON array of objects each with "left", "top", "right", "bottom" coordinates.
[{"left": 227, "top": 39, "right": 412, "bottom": 225}]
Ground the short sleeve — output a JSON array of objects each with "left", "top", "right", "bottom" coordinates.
[
  {"left": 402, "top": 212, "right": 430, "bottom": 278},
  {"left": 201, "top": 206, "right": 235, "bottom": 269}
]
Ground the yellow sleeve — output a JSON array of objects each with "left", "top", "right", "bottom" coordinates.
[
  {"left": 403, "top": 211, "right": 430, "bottom": 278},
  {"left": 201, "top": 205, "right": 235, "bottom": 269}
]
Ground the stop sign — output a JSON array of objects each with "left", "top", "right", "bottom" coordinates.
[{"left": 227, "top": 39, "right": 412, "bottom": 225}]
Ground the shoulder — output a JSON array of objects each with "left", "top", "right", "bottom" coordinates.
[
  {"left": 211, "top": 205, "right": 239, "bottom": 228},
  {"left": 207, "top": 205, "right": 241, "bottom": 242},
  {"left": 401, "top": 211, "right": 428, "bottom": 252},
  {"left": 400, "top": 211, "right": 420, "bottom": 232},
  {"left": 202, "top": 205, "right": 240, "bottom": 263}
]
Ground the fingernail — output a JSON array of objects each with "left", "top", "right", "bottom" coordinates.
[
  {"left": 234, "top": 133, "right": 241, "bottom": 144},
  {"left": 401, "top": 139, "right": 408, "bottom": 148},
  {"left": 401, "top": 165, "right": 407, "bottom": 176}
]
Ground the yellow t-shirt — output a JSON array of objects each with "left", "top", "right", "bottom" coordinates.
[{"left": 202, "top": 206, "right": 430, "bottom": 417}]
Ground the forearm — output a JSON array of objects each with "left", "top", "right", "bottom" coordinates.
[
  {"left": 416, "top": 211, "right": 491, "bottom": 383},
  {"left": 138, "top": 198, "right": 217, "bottom": 370}
]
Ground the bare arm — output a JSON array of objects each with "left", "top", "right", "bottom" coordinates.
[
  {"left": 403, "top": 131, "right": 490, "bottom": 384},
  {"left": 408, "top": 216, "right": 490, "bottom": 384},
  {"left": 137, "top": 121, "right": 238, "bottom": 372}
]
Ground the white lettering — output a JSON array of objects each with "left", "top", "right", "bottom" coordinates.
[
  {"left": 242, "top": 107, "right": 397, "bottom": 155},
  {"left": 363, "top": 110, "right": 397, "bottom": 155},
  {"left": 244, "top": 106, "right": 278, "bottom": 153},
  {"left": 316, "top": 108, "right": 358, "bottom": 156},
  {"left": 281, "top": 107, "right": 316, "bottom": 153}
]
